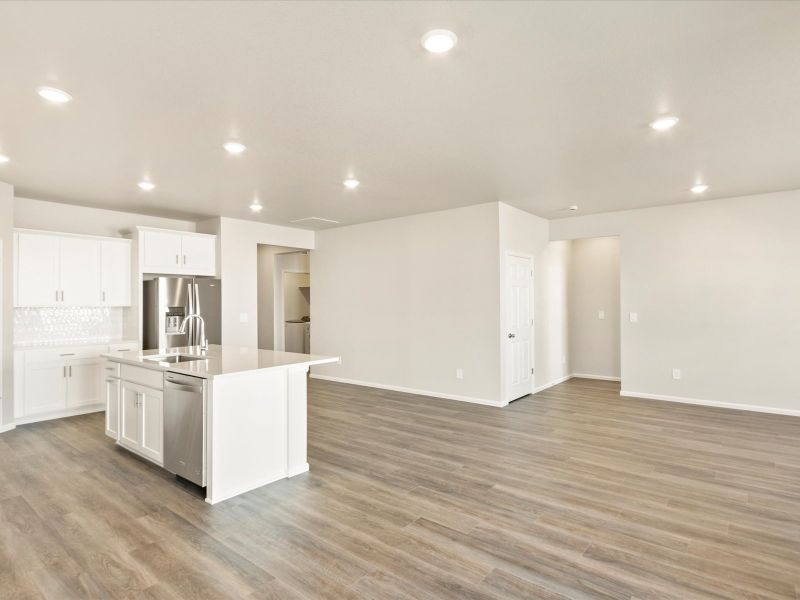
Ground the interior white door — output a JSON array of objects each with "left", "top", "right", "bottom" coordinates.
[
  {"left": 66, "top": 358, "right": 102, "bottom": 408},
  {"left": 505, "top": 254, "right": 533, "bottom": 402},
  {"left": 100, "top": 241, "right": 131, "bottom": 306},
  {"left": 180, "top": 235, "right": 215, "bottom": 274},
  {"left": 16, "top": 233, "right": 60, "bottom": 306},
  {"left": 60, "top": 237, "right": 102, "bottom": 306}
]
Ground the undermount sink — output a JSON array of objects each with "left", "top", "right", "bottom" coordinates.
[{"left": 144, "top": 354, "right": 206, "bottom": 364}]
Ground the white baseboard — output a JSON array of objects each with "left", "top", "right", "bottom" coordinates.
[
  {"left": 571, "top": 373, "right": 621, "bottom": 382},
  {"left": 14, "top": 404, "right": 104, "bottom": 426},
  {"left": 0, "top": 422, "right": 16, "bottom": 434},
  {"left": 620, "top": 390, "right": 800, "bottom": 418},
  {"left": 310, "top": 374, "right": 506, "bottom": 407},
  {"left": 287, "top": 462, "right": 310, "bottom": 478},
  {"left": 531, "top": 374, "right": 572, "bottom": 394}
]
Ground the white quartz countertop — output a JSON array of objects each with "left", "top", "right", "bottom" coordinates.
[{"left": 102, "top": 344, "right": 339, "bottom": 379}]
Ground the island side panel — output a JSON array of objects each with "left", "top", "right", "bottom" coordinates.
[
  {"left": 286, "top": 365, "right": 310, "bottom": 477},
  {"left": 206, "top": 369, "right": 288, "bottom": 504}
]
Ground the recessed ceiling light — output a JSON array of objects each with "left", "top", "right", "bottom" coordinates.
[
  {"left": 649, "top": 115, "right": 679, "bottom": 131},
  {"left": 343, "top": 178, "right": 360, "bottom": 189},
  {"left": 690, "top": 183, "right": 709, "bottom": 194},
  {"left": 421, "top": 30, "right": 458, "bottom": 54},
  {"left": 223, "top": 141, "right": 246, "bottom": 155},
  {"left": 0, "top": 154, "right": 9, "bottom": 164},
  {"left": 568, "top": 205, "right": 579, "bottom": 212},
  {"left": 37, "top": 86, "right": 72, "bottom": 104},
  {"left": 249, "top": 199, "right": 263, "bottom": 212},
  {"left": 138, "top": 180, "right": 155, "bottom": 191}
]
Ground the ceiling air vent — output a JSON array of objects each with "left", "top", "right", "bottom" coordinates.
[{"left": 290, "top": 217, "right": 340, "bottom": 225}]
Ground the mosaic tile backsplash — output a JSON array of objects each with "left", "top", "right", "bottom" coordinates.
[{"left": 15, "top": 307, "right": 124, "bottom": 346}]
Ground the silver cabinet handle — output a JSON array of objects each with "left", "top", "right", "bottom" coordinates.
[
  {"left": 63, "top": 366, "right": 66, "bottom": 377},
  {"left": 61, "top": 291, "right": 65, "bottom": 302},
  {"left": 183, "top": 255, "right": 186, "bottom": 265},
  {"left": 69, "top": 365, "right": 72, "bottom": 377},
  {"left": 508, "top": 333, "right": 516, "bottom": 339},
  {"left": 175, "top": 254, "right": 179, "bottom": 264},
  {"left": 102, "top": 291, "right": 106, "bottom": 302},
  {"left": 59, "top": 353, "right": 75, "bottom": 356},
  {"left": 56, "top": 290, "right": 59, "bottom": 302}
]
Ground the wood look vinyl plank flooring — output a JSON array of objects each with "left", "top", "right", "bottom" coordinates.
[{"left": 1, "top": 377, "right": 799, "bottom": 599}]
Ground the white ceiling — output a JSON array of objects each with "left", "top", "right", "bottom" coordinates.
[{"left": 0, "top": 1, "right": 799, "bottom": 228}]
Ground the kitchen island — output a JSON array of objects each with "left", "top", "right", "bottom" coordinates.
[{"left": 102, "top": 344, "right": 339, "bottom": 504}]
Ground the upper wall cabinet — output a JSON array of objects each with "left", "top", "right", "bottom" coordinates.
[
  {"left": 138, "top": 227, "right": 216, "bottom": 276},
  {"left": 15, "top": 230, "right": 132, "bottom": 307}
]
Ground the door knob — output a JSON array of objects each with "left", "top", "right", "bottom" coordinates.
[{"left": 508, "top": 333, "right": 516, "bottom": 339}]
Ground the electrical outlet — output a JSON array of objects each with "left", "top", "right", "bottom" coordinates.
[
  {"left": 672, "top": 368, "right": 681, "bottom": 380},
  {"left": 629, "top": 312, "right": 638, "bottom": 323},
  {"left": 456, "top": 368, "right": 464, "bottom": 380},
  {"left": 562, "top": 356, "right": 567, "bottom": 366},
  {"left": 598, "top": 310, "right": 605, "bottom": 320}
]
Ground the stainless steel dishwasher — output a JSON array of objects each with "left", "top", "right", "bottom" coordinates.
[{"left": 164, "top": 372, "right": 206, "bottom": 487}]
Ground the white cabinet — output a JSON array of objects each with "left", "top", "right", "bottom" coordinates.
[
  {"left": 15, "top": 230, "right": 131, "bottom": 307},
  {"left": 139, "top": 228, "right": 216, "bottom": 276},
  {"left": 142, "top": 230, "right": 183, "bottom": 272},
  {"left": 104, "top": 376, "right": 121, "bottom": 439},
  {"left": 119, "top": 380, "right": 163, "bottom": 464},
  {"left": 59, "top": 237, "right": 101, "bottom": 306},
  {"left": 16, "top": 233, "right": 60, "bottom": 306},
  {"left": 66, "top": 358, "right": 102, "bottom": 408},
  {"left": 101, "top": 241, "right": 131, "bottom": 306},
  {"left": 24, "top": 359, "right": 68, "bottom": 415},
  {"left": 14, "top": 343, "right": 137, "bottom": 422}
]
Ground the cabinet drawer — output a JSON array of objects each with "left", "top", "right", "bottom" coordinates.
[
  {"left": 120, "top": 364, "right": 163, "bottom": 390},
  {"left": 102, "top": 360, "right": 120, "bottom": 378},
  {"left": 25, "top": 345, "right": 107, "bottom": 364}
]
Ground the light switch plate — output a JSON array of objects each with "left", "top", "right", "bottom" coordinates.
[
  {"left": 456, "top": 368, "right": 464, "bottom": 380},
  {"left": 598, "top": 310, "right": 605, "bottom": 320},
  {"left": 672, "top": 368, "right": 681, "bottom": 380},
  {"left": 629, "top": 312, "right": 638, "bottom": 323},
  {"left": 239, "top": 312, "right": 249, "bottom": 323}
]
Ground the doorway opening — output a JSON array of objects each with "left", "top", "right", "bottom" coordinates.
[{"left": 256, "top": 246, "right": 310, "bottom": 351}]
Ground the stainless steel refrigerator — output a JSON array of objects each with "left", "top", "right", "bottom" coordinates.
[{"left": 143, "top": 277, "right": 221, "bottom": 350}]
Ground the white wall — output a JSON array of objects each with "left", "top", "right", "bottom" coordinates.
[
  {"left": 551, "top": 190, "right": 800, "bottom": 414},
  {"left": 257, "top": 245, "right": 300, "bottom": 350},
  {"left": 569, "top": 236, "right": 620, "bottom": 379},
  {"left": 311, "top": 202, "right": 502, "bottom": 405},
  {"left": 14, "top": 197, "right": 196, "bottom": 236},
  {"left": 0, "top": 183, "right": 14, "bottom": 429},
  {"left": 498, "top": 202, "right": 570, "bottom": 395},
  {"left": 197, "top": 217, "right": 314, "bottom": 348}
]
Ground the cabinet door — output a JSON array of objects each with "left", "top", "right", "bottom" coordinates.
[
  {"left": 142, "top": 231, "right": 182, "bottom": 273},
  {"left": 66, "top": 358, "right": 102, "bottom": 408},
  {"left": 119, "top": 382, "right": 141, "bottom": 450},
  {"left": 101, "top": 241, "right": 131, "bottom": 306},
  {"left": 60, "top": 237, "right": 102, "bottom": 306},
  {"left": 105, "top": 377, "right": 121, "bottom": 439},
  {"left": 16, "top": 233, "right": 60, "bottom": 306},
  {"left": 139, "top": 388, "right": 164, "bottom": 464},
  {"left": 24, "top": 360, "right": 67, "bottom": 415},
  {"left": 181, "top": 235, "right": 215, "bottom": 275}
]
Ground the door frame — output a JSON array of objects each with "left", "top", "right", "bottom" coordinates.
[{"left": 501, "top": 251, "right": 535, "bottom": 404}]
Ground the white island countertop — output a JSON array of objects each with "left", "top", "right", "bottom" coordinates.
[{"left": 102, "top": 344, "right": 339, "bottom": 379}]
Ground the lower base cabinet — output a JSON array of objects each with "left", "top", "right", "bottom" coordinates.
[
  {"left": 119, "top": 380, "right": 164, "bottom": 465},
  {"left": 104, "top": 376, "right": 121, "bottom": 439}
]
